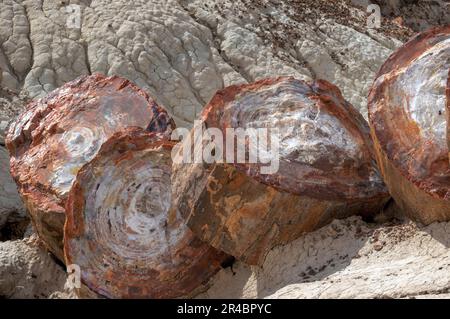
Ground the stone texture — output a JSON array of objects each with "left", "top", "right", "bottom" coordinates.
[
  {"left": 0, "top": 146, "right": 27, "bottom": 237},
  {"left": 0, "top": 86, "right": 26, "bottom": 145},
  {"left": 0, "top": 235, "right": 70, "bottom": 298},
  {"left": 0, "top": 81, "right": 28, "bottom": 239},
  {"left": 6, "top": 73, "right": 175, "bottom": 260},
  {"left": 368, "top": 26, "right": 450, "bottom": 225},
  {"left": 173, "top": 77, "right": 389, "bottom": 265},
  {"left": 0, "top": 0, "right": 448, "bottom": 299},
  {"left": 6, "top": 212, "right": 450, "bottom": 299},
  {"left": 372, "top": 0, "right": 450, "bottom": 32},
  {"left": 65, "top": 127, "right": 230, "bottom": 298},
  {"left": 198, "top": 214, "right": 450, "bottom": 299},
  {"left": 0, "top": 0, "right": 410, "bottom": 127}
]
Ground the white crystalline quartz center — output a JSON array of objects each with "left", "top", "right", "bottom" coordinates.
[
  {"left": 52, "top": 126, "right": 106, "bottom": 194},
  {"left": 397, "top": 37, "right": 450, "bottom": 147},
  {"left": 79, "top": 150, "right": 184, "bottom": 268},
  {"left": 228, "top": 81, "right": 360, "bottom": 166}
]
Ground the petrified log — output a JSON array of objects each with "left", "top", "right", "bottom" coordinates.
[
  {"left": 64, "top": 127, "right": 229, "bottom": 299},
  {"left": 173, "top": 77, "right": 389, "bottom": 265},
  {"left": 368, "top": 26, "right": 450, "bottom": 225},
  {"left": 6, "top": 74, "right": 175, "bottom": 260}
]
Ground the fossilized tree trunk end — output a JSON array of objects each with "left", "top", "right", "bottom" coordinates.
[
  {"left": 6, "top": 74, "right": 175, "bottom": 260},
  {"left": 173, "top": 76, "right": 389, "bottom": 265},
  {"left": 65, "top": 128, "right": 229, "bottom": 299},
  {"left": 369, "top": 26, "right": 450, "bottom": 225}
]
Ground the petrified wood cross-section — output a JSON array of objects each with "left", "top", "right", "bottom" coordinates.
[
  {"left": 6, "top": 74, "right": 175, "bottom": 260},
  {"left": 368, "top": 26, "right": 450, "bottom": 225},
  {"left": 65, "top": 128, "right": 229, "bottom": 299},
  {"left": 173, "top": 77, "right": 389, "bottom": 265}
]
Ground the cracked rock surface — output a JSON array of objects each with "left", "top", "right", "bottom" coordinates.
[
  {"left": 64, "top": 128, "right": 229, "bottom": 299},
  {"left": 0, "top": 0, "right": 411, "bottom": 127}
]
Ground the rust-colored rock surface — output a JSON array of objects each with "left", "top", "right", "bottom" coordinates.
[
  {"left": 368, "top": 26, "right": 450, "bottom": 225},
  {"left": 173, "top": 77, "right": 389, "bottom": 265},
  {"left": 64, "top": 127, "right": 229, "bottom": 299},
  {"left": 6, "top": 74, "right": 175, "bottom": 260},
  {"left": 447, "top": 68, "right": 450, "bottom": 162}
]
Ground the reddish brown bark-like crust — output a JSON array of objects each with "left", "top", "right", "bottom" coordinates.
[
  {"left": 6, "top": 74, "right": 175, "bottom": 260},
  {"left": 65, "top": 128, "right": 229, "bottom": 299},
  {"left": 368, "top": 26, "right": 450, "bottom": 224},
  {"left": 173, "top": 77, "right": 389, "bottom": 265},
  {"left": 447, "top": 68, "right": 450, "bottom": 163}
]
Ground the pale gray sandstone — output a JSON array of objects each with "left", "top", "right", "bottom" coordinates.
[
  {"left": 0, "top": 73, "right": 28, "bottom": 238},
  {"left": 0, "top": 146, "right": 27, "bottom": 239},
  {"left": 0, "top": 0, "right": 411, "bottom": 128},
  {"left": 0, "top": 235, "right": 71, "bottom": 298},
  {"left": 0, "top": 0, "right": 450, "bottom": 298},
  {"left": 199, "top": 215, "right": 450, "bottom": 299}
]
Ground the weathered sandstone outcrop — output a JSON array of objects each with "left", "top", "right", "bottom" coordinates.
[
  {"left": 0, "top": 0, "right": 408, "bottom": 126},
  {"left": 199, "top": 214, "right": 450, "bottom": 299}
]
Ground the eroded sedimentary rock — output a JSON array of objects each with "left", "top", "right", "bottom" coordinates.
[
  {"left": 0, "top": 235, "right": 70, "bottom": 299},
  {"left": 0, "top": 146, "right": 27, "bottom": 238},
  {"left": 65, "top": 128, "right": 229, "bottom": 299},
  {"left": 0, "top": 0, "right": 407, "bottom": 126},
  {"left": 173, "top": 77, "right": 389, "bottom": 265},
  {"left": 6, "top": 74, "right": 175, "bottom": 260},
  {"left": 368, "top": 26, "right": 450, "bottom": 225}
]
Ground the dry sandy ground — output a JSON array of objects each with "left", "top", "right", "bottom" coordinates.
[
  {"left": 3, "top": 211, "right": 450, "bottom": 299},
  {"left": 197, "top": 208, "right": 450, "bottom": 299}
]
